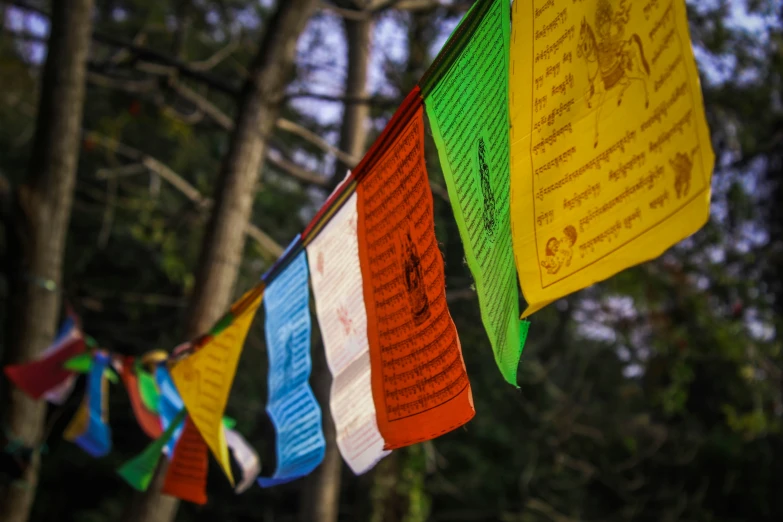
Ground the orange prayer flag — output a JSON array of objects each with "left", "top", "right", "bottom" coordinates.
[
  {"left": 355, "top": 88, "right": 475, "bottom": 449},
  {"left": 120, "top": 359, "right": 163, "bottom": 439},
  {"left": 161, "top": 415, "right": 208, "bottom": 505}
]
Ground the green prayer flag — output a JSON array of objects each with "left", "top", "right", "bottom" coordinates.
[
  {"left": 63, "top": 353, "right": 93, "bottom": 373},
  {"left": 104, "top": 367, "right": 119, "bottom": 384},
  {"left": 137, "top": 367, "right": 160, "bottom": 414},
  {"left": 117, "top": 408, "right": 186, "bottom": 491},
  {"left": 222, "top": 416, "right": 236, "bottom": 430},
  {"left": 423, "top": 0, "right": 526, "bottom": 385},
  {"left": 63, "top": 354, "right": 118, "bottom": 383}
]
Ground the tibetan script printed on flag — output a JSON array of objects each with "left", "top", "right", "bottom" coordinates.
[
  {"left": 170, "top": 285, "right": 263, "bottom": 485},
  {"left": 259, "top": 249, "right": 325, "bottom": 486},
  {"left": 423, "top": 0, "right": 526, "bottom": 385},
  {"left": 356, "top": 89, "right": 475, "bottom": 449},
  {"left": 162, "top": 415, "right": 209, "bottom": 505},
  {"left": 509, "top": 0, "right": 714, "bottom": 316}
]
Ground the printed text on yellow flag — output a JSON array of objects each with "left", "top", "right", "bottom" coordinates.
[
  {"left": 170, "top": 286, "right": 263, "bottom": 485},
  {"left": 509, "top": 0, "right": 714, "bottom": 316}
]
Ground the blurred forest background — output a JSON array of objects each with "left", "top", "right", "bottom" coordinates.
[{"left": 0, "top": 0, "right": 781, "bottom": 521}]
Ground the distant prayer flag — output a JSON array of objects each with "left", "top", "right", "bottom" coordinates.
[
  {"left": 161, "top": 415, "right": 209, "bottom": 505},
  {"left": 117, "top": 408, "right": 185, "bottom": 491},
  {"left": 156, "top": 366, "right": 184, "bottom": 455},
  {"left": 4, "top": 317, "right": 85, "bottom": 401},
  {"left": 120, "top": 358, "right": 163, "bottom": 439},
  {"left": 170, "top": 284, "right": 263, "bottom": 485},
  {"left": 225, "top": 427, "right": 261, "bottom": 493},
  {"left": 64, "top": 352, "right": 112, "bottom": 458}
]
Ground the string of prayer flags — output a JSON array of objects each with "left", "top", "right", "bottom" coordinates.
[
  {"left": 421, "top": 0, "right": 528, "bottom": 385},
  {"left": 508, "top": 0, "right": 715, "bottom": 316},
  {"left": 120, "top": 358, "right": 163, "bottom": 439},
  {"left": 307, "top": 187, "right": 390, "bottom": 474},
  {"left": 225, "top": 428, "right": 261, "bottom": 493},
  {"left": 65, "top": 352, "right": 112, "bottom": 457},
  {"left": 117, "top": 408, "right": 186, "bottom": 491},
  {"left": 258, "top": 248, "right": 325, "bottom": 487},
  {"left": 354, "top": 88, "right": 475, "bottom": 448},
  {"left": 4, "top": 316, "right": 85, "bottom": 401},
  {"left": 161, "top": 415, "right": 209, "bottom": 505},
  {"left": 170, "top": 283, "right": 264, "bottom": 485},
  {"left": 156, "top": 366, "right": 184, "bottom": 454}
]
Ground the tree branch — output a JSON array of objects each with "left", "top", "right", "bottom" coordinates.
[
  {"left": 188, "top": 39, "right": 240, "bottom": 71},
  {"left": 319, "top": 0, "right": 470, "bottom": 19},
  {"left": 169, "top": 80, "right": 357, "bottom": 171},
  {"left": 86, "top": 72, "right": 349, "bottom": 183},
  {"left": 266, "top": 149, "right": 330, "bottom": 187},
  {"left": 276, "top": 117, "right": 359, "bottom": 167},
  {"left": 285, "top": 91, "right": 398, "bottom": 107},
  {"left": 83, "top": 130, "right": 284, "bottom": 259},
  {"left": 10, "top": 0, "right": 240, "bottom": 97}
]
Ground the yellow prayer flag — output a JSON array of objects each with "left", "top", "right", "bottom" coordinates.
[
  {"left": 509, "top": 0, "right": 714, "bottom": 316},
  {"left": 170, "top": 285, "right": 263, "bottom": 485},
  {"left": 63, "top": 399, "right": 90, "bottom": 441}
]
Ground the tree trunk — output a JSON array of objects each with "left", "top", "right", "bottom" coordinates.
[
  {"left": 332, "top": 15, "right": 373, "bottom": 181},
  {"left": 297, "top": 13, "right": 373, "bottom": 522},
  {"left": 0, "top": 1, "right": 95, "bottom": 521},
  {"left": 120, "top": 1, "right": 321, "bottom": 521}
]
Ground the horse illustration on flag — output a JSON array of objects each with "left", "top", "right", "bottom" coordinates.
[{"left": 577, "top": 0, "right": 650, "bottom": 147}]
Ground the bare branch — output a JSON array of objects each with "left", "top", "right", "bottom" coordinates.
[
  {"left": 320, "top": 0, "right": 469, "bottom": 19},
  {"left": 266, "top": 150, "right": 330, "bottom": 187},
  {"left": 188, "top": 39, "right": 240, "bottom": 71},
  {"left": 525, "top": 498, "right": 580, "bottom": 522},
  {"left": 11, "top": 0, "right": 240, "bottom": 97},
  {"left": 319, "top": 1, "right": 370, "bottom": 20},
  {"left": 429, "top": 181, "right": 450, "bottom": 202},
  {"left": 276, "top": 118, "right": 359, "bottom": 167},
  {"left": 84, "top": 130, "right": 284, "bottom": 259},
  {"left": 87, "top": 71, "right": 157, "bottom": 94},
  {"left": 285, "top": 91, "right": 398, "bottom": 107},
  {"left": 95, "top": 163, "right": 148, "bottom": 180},
  {"left": 168, "top": 80, "right": 235, "bottom": 129},
  {"left": 85, "top": 73, "right": 343, "bottom": 186},
  {"left": 446, "top": 287, "right": 476, "bottom": 303}
]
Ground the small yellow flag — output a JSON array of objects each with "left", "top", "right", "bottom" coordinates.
[
  {"left": 509, "top": 0, "right": 714, "bottom": 316},
  {"left": 170, "top": 285, "right": 263, "bottom": 485},
  {"left": 63, "top": 399, "right": 90, "bottom": 441}
]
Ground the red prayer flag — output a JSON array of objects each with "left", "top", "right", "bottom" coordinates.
[
  {"left": 355, "top": 87, "right": 475, "bottom": 449},
  {"left": 162, "top": 415, "right": 208, "bottom": 505},
  {"left": 4, "top": 336, "right": 85, "bottom": 400},
  {"left": 120, "top": 358, "right": 163, "bottom": 439}
]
